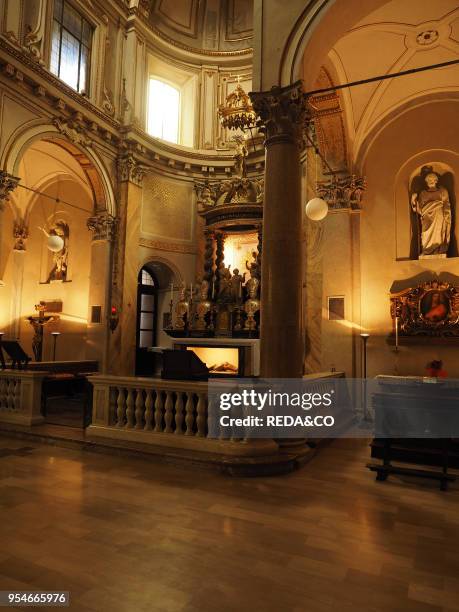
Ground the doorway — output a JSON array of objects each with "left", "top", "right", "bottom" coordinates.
[{"left": 135, "top": 267, "right": 158, "bottom": 376}]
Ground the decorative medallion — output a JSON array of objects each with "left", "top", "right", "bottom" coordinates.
[{"left": 416, "top": 30, "right": 439, "bottom": 46}]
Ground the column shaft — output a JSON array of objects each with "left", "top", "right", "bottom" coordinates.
[
  {"left": 262, "top": 139, "right": 303, "bottom": 377},
  {"left": 250, "top": 82, "right": 309, "bottom": 378}
]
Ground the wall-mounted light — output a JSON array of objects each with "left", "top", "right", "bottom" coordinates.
[{"left": 109, "top": 306, "right": 119, "bottom": 333}]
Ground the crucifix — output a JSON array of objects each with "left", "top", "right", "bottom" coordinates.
[{"left": 26, "top": 301, "right": 59, "bottom": 362}]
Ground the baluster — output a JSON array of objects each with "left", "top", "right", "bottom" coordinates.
[
  {"left": 185, "top": 392, "right": 195, "bottom": 436},
  {"left": 196, "top": 393, "right": 207, "bottom": 437},
  {"left": 125, "top": 388, "right": 135, "bottom": 429},
  {"left": 116, "top": 387, "right": 126, "bottom": 427},
  {"left": 0, "top": 377, "right": 7, "bottom": 409},
  {"left": 7, "top": 378, "right": 15, "bottom": 411},
  {"left": 109, "top": 387, "right": 117, "bottom": 425},
  {"left": 144, "top": 389, "right": 154, "bottom": 431},
  {"left": 174, "top": 392, "right": 184, "bottom": 434},
  {"left": 164, "top": 391, "right": 174, "bottom": 433},
  {"left": 14, "top": 380, "right": 21, "bottom": 412},
  {"left": 154, "top": 390, "right": 164, "bottom": 432},
  {"left": 135, "top": 388, "right": 144, "bottom": 429}
]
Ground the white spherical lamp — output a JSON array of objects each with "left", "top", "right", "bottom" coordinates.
[
  {"left": 305, "top": 197, "right": 328, "bottom": 221},
  {"left": 47, "top": 234, "right": 64, "bottom": 252}
]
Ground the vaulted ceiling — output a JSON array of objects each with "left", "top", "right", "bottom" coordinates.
[
  {"left": 148, "top": 0, "right": 253, "bottom": 55},
  {"left": 308, "top": 0, "right": 459, "bottom": 171}
]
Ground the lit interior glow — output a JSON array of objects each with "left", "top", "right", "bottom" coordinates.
[
  {"left": 147, "top": 79, "right": 180, "bottom": 143},
  {"left": 186, "top": 346, "right": 239, "bottom": 374},
  {"left": 223, "top": 232, "right": 258, "bottom": 273}
]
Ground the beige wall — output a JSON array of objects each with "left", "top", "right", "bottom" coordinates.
[
  {"left": 304, "top": 100, "right": 459, "bottom": 378},
  {"left": 360, "top": 100, "right": 459, "bottom": 377},
  {"left": 1, "top": 178, "right": 93, "bottom": 361},
  {"left": 139, "top": 170, "right": 197, "bottom": 351}
]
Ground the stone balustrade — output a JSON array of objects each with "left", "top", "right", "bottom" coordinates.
[
  {"left": 0, "top": 370, "right": 46, "bottom": 425},
  {"left": 88, "top": 375, "right": 278, "bottom": 458}
]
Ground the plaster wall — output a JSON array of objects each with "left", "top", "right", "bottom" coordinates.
[{"left": 359, "top": 100, "right": 459, "bottom": 377}]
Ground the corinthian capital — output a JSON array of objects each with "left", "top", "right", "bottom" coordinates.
[
  {"left": 249, "top": 81, "right": 310, "bottom": 146},
  {"left": 117, "top": 155, "right": 148, "bottom": 186},
  {"left": 0, "top": 171, "right": 20, "bottom": 210},
  {"left": 87, "top": 212, "right": 118, "bottom": 241}
]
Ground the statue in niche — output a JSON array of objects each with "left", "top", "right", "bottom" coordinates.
[
  {"left": 47, "top": 221, "right": 69, "bottom": 282},
  {"left": 217, "top": 262, "right": 232, "bottom": 301},
  {"left": 198, "top": 277, "right": 210, "bottom": 301},
  {"left": 410, "top": 166, "right": 454, "bottom": 258},
  {"left": 245, "top": 251, "right": 260, "bottom": 279},
  {"left": 230, "top": 269, "right": 245, "bottom": 301}
]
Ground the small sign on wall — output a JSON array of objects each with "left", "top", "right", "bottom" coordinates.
[
  {"left": 90, "top": 305, "right": 102, "bottom": 324},
  {"left": 328, "top": 296, "right": 345, "bottom": 321}
]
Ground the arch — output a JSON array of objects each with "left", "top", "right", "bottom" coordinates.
[
  {"left": 138, "top": 255, "right": 183, "bottom": 287},
  {"left": 278, "top": 0, "right": 392, "bottom": 88},
  {"left": 22, "top": 173, "right": 93, "bottom": 223},
  {"left": 1, "top": 119, "right": 116, "bottom": 217},
  {"left": 356, "top": 92, "right": 459, "bottom": 171}
]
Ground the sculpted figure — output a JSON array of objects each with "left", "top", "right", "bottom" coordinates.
[
  {"left": 245, "top": 251, "right": 260, "bottom": 279},
  {"left": 230, "top": 268, "right": 245, "bottom": 301},
  {"left": 411, "top": 169, "right": 451, "bottom": 257},
  {"left": 218, "top": 262, "right": 232, "bottom": 299}
]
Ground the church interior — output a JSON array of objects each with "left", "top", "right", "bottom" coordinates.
[{"left": 0, "top": 0, "right": 459, "bottom": 610}]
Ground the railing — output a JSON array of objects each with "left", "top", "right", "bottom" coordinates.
[
  {"left": 88, "top": 375, "right": 277, "bottom": 457},
  {"left": 109, "top": 382, "right": 208, "bottom": 436},
  {"left": 0, "top": 370, "right": 46, "bottom": 425}
]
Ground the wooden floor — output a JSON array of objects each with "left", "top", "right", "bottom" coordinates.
[{"left": 0, "top": 436, "right": 458, "bottom": 612}]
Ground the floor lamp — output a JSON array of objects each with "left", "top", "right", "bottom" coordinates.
[{"left": 51, "top": 332, "right": 60, "bottom": 361}]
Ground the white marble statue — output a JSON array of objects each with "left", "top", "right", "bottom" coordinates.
[{"left": 411, "top": 170, "right": 451, "bottom": 257}]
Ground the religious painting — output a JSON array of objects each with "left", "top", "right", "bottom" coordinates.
[
  {"left": 420, "top": 290, "right": 449, "bottom": 323},
  {"left": 391, "top": 280, "right": 459, "bottom": 337},
  {"left": 409, "top": 165, "right": 456, "bottom": 259}
]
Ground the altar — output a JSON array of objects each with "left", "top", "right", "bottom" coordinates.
[{"left": 172, "top": 337, "right": 260, "bottom": 377}]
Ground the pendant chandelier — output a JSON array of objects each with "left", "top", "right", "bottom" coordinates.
[{"left": 218, "top": 82, "right": 256, "bottom": 132}]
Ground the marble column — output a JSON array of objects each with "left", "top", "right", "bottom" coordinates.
[
  {"left": 250, "top": 82, "right": 309, "bottom": 378},
  {"left": 115, "top": 155, "right": 147, "bottom": 376},
  {"left": 87, "top": 212, "right": 117, "bottom": 373}
]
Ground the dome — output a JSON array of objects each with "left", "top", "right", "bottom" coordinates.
[{"left": 146, "top": 0, "right": 253, "bottom": 56}]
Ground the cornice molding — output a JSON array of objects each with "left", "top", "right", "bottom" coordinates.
[
  {"left": 0, "top": 36, "right": 264, "bottom": 182},
  {"left": 139, "top": 236, "right": 196, "bottom": 254},
  {"left": 146, "top": 24, "right": 252, "bottom": 59},
  {"left": 0, "top": 36, "right": 120, "bottom": 132}
]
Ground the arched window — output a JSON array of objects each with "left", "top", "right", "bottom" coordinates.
[{"left": 147, "top": 79, "right": 180, "bottom": 144}]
